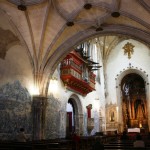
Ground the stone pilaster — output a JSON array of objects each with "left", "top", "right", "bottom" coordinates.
[
  {"left": 78, "top": 114, "right": 83, "bottom": 135},
  {"left": 32, "top": 96, "right": 47, "bottom": 140},
  {"left": 74, "top": 114, "right": 79, "bottom": 133}
]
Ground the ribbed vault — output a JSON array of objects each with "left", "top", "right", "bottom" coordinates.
[{"left": 0, "top": 0, "right": 149, "bottom": 95}]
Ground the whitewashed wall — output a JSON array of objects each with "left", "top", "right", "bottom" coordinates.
[
  {"left": 46, "top": 61, "right": 106, "bottom": 137},
  {"left": 106, "top": 39, "right": 150, "bottom": 105}
]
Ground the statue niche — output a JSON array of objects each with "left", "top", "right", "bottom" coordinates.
[{"left": 121, "top": 73, "right": 148, "bottom": 131}]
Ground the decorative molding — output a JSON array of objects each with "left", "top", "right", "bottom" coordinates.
[
  {"left": 105, "top": 103, "right": 118, "bottom": 130},
  {"left": 7, "top": 0, "right": 46, "bottom": 6},
  {"left": 115, "top": 66, "right": 148, "bottom": 81},
  {"left": 87, "top": 118, "right": 94, "bottom": 135},
  {"left": 60, "top": 50, "right": 96, "bottom": 96}
]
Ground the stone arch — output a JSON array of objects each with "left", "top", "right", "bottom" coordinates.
[
  {"left": 45, "top": 25, "right": 150, "bottom": 74},
  {"left": 115, "top": 68, "right": 149, "bottom": 132},
  {"left": 42, "top": 24, "right": 150, "bottom": 96},
  {"left": 67, "top": 94, "right": 83, "bottom": 136}
]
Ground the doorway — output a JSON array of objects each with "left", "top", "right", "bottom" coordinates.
[
  {"left": 66, "top": 94, "right": 83, "bottom": 138},
  {"left": 66, "top": 99, "right": 75, "bottom": 137}
]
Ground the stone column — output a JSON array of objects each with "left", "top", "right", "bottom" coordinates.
[
  {"left": 78, "top": 114, "right": 83, "bottom": 135},
  {"left": 74, "top": 114, "right": 79, "bottom": 133},
  {"left": 32, "top": 96, "right": 47, "bottom": 140},
  {"left": 59, "top": 110, "right": 66, "bottom": 138}
]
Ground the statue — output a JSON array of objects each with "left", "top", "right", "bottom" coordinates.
[
  {"left": 124, "top": 85, "right": 129, "bottom": 95},
  {"left": 134, "top": 99, "right": 145, "bottom": 119}
]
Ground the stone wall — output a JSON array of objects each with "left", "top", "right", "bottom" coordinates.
[
  {"left": 0, "top": 80, "right": 32, "bottom": 140},
  {"left": 45, "top": 94, "right": 61, "bottom": 139}
]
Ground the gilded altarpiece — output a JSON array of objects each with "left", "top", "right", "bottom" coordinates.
[
  {"left": 106, "top": 103, "right": 118, "bottom": 131},
  {"left": 121, "top": 73, "right": 148, "bottom": 132}
]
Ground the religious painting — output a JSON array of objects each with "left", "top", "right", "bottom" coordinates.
[
  {"left": 110, "top": 111, "right": 115, "bottom": 122},
  {"left": 106, "top": 103, "right": 118, "bottom": 130}
]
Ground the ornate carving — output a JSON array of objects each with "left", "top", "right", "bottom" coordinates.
[
  {"left": 121, "top": 73, "right": 148, "bottom": 131},
  {"left": 123, "top": 42, "right": 135, "bottom": 59},
  {"left": 87, "top": 118, "right": 94, "bottom": 135},
  {"left": 8, "top": 0, "right": 46, "bottom": 6},
  {"left": 60, "top": 50, "right": 96, "bottom": 96},
  {"left": 106, "top": 103, "right": 118, "bottom": 130}
]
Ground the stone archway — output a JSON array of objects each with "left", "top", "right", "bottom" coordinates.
[
  {"left": 121, "top": 73, "right": 148, "bottom": 131},
  {"left": 66, "top": 94, "right": 83, "bottom": 136},
  {"left": 116, "top": 69, "right": 149, "bottom": 132}
]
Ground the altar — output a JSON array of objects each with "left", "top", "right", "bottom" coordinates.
[
  {"left": 121, "top": 75, "right": 149, "bottom": 133},
  {"left": 128, "top": 127, "right": 145, "bottom": 134},
  {"left": 127, "top": 127, "right": 145, "bottom": 140},
  {"left": 128, "top": 128, "right": 140, "bottom": 133}
]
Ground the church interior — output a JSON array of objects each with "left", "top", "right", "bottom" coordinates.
[{"left": 0, "top": 0, "right": 150, "bottom": 149}]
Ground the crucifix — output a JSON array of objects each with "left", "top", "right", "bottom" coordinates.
[{"left": 123, "top": 42, "right": 135, "bottom": 59}]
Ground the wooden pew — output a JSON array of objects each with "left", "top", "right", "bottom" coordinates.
[
  {"left": 0, "top": 142, "right": 32, "bottom": 150},
  {"left": 104, "top": 141, "right": 150, "bottom": 150},
  {"left": 0, "top": 140, "right": 72, "bottom": 150}
]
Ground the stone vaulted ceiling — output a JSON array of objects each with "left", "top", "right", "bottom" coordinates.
[{"left": 0, "top": 0, "right": 150, "bottom": 95}]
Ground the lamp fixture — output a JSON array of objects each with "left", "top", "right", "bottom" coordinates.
[{"left": 84, "top": 3, "right": 92, "bottom": 10}]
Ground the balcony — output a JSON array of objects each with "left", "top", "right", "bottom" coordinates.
[{"left": 60, "top": 51, "right": 96, "bottom": 96}]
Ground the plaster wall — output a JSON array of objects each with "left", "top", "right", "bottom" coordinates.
[
  {"left": 0, "top": 45, "right": 34, "bottom": 90},
  {"left": 0, "top": 14, "right": 34, "bottom": 140},
  {"left": 0, "top": 43, "right": 33, "bottom": 140},
  {"left": 46, "top": 61, "right": 106, "bottom": 138},
  {"left": 106, "top": 39, "right": 150, "bottom": 105}
]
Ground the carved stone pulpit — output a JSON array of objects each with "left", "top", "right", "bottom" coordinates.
[
  {"left": 86, "top": 104, "right": 94, "bottom": 135},
  {"left": 87, "top": 118, "right": 94, "bottom": 135}
]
